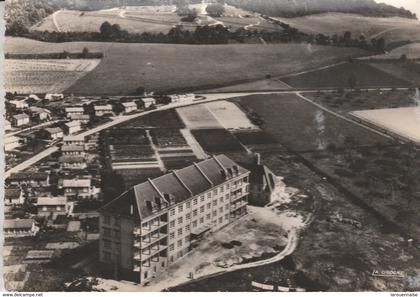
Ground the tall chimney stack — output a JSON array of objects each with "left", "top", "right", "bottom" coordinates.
[{"left": 254, "top": 153, "right": 261, "bottom": 165}]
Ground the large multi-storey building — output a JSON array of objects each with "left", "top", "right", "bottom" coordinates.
[{"left": 99, "top": 155, "right": 250, "bottom": 284}]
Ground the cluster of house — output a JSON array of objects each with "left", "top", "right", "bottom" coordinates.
[
  {"left": 7, "top": 105, "right": 52, "bottom": 128},
  {"left": 6, "top": 93, "right": 64, "bottom": 129},
  {"left": 4, "top": 134, "right": 101, "bottom": 238},
  {"left": 4, "top": 169, "right": 98, "bottom": 238},
  {"left": 40, "top": 120, "right": 83, "bottom": 141}
]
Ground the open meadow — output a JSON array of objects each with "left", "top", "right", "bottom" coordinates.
[
  {"left": 281, "top": 62, "right": 411, "bottom": 89},
  {"left": 367, "top": 42, "right": 420, "bottom": 60},
  {"left": 368, "top": 62, "right": 420, "bottom": 86},
  {"left": 236, "top": 93, "right": 391, "bottom": 152},
  {"left": 31, "top": 7, "right": 183, "bottom": 34},
  {"left": 305, "top": 89, "right": 417, "bottom": 114},
  {"left": 274, "top": 13, "right": 420, "bottom": 45},
  {"left": 5, "top": 37, "right": 368, "bottom": 95}
]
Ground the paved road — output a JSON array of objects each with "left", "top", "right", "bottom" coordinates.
[
  {"left": 5, "top": 86, "right": 409, "bottom": 178},
  {"left": 5, "top": 146, "right": 58, "bottom": 179},
  {"left": 6, "top": 120, "right": 63, "bottom": 137},
  {"left": 52, "top": 10, "right": 62, "bottom": 32}
]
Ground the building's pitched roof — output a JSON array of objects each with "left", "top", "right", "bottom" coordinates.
[
  {"left": 121, "top": 102, "right": 137, "bottom": 107},
  {"left": 61, "top": 145, "right": 84, "bottom": 152},
  {"left": 63, "top": 135, "right": 85, "bottom": 142},
  {"left": 69, "top": 114, "right": 90, "bottom": 120},
  {"left": 10, "top": 100, "right": 28, "bottom": 107},
  {"left": 175, "top": 164, "right": 212, "bottom": 195},
  {"left": 4, "top": 219, "right": 34, "bottom": 229},
  {"left": 141, "top": 98, "right": 155, "bottom": 103},
  {"left": 13, "top": 113, "right": 29, "bottom": 120},
  {"left": 65, "top": 107, "right": 84, "bottom": 112},
  {"left": 65, "top": 121, "right": 81, "bottom": 128},
  {"left": 5, "top": 136, "right": 21, "bottom": 144},
  {"left": 101, "top": 155, "right": 248, "bottom": 220},
  {"left": 45, "top": 127, "right": 63, "bottom": 134},
  {"left": 37, "top": 196, "right": 67, "bottom": 206},
  {"left": 239, "top": 162, "right": 276, "bottom": 193},
  {"left": 59, "top": 156, "right": 85, "bottom": 163},
  {"left": 94, "top": 105, "right": 112, "bottom": 110},
  {"left": 5, "top": 188, "right": 21, "bottom": 199},
  {"left": 62, "top": 179, "right": 91, "bottom": 188},
  {"left": 29, "top": 107, "right": 50, "bottom": 114},
  {"left": 8, "top": 172, "right": 49, "bottom": 181}
]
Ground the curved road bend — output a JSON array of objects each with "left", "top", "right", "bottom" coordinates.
[
  {"left": 5, "top": 87, "right": 410, "bottom": 178},
  {"left": 144, "top": 229, "right": 298, "bottom": 292}
]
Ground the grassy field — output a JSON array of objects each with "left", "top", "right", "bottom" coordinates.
[
  {"left": 5, "top": 37, "right": 368, "bottom": 95},
  {"left": 368, "top": 62, "right": 420, "bottom": 86},
  {"left": 274, "top": 13, "right": 420, "bottom": 45},
  {"left": 236, "top": 93, "right": 391, "bottom": 152},
  {"left": 32, "top": 8, "right": 182, "bottom": 34},
  {"left": 281, "top": 62, "right": 411, "bottom": 89},
  {"left": 234, "top": 130, "right": 277, "bottom": 146},
  {"left": 191, "top": 129, "right": 245, "bottom": 153},
  {"left": 302, "top": 144, "right": 420, "bottom": 238},
  {"left": 368, "top": 42, "right": 420, "bottom": 60},
  {"left": 31, "top": 4, "right": 281, "bottom": 34},
  {"left": 305, "top": 89, "right": 417, "bottom": 114}
]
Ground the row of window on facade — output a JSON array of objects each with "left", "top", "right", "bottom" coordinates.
[{"left": 103, "top": 227, "right": 120, "bottom": 238}]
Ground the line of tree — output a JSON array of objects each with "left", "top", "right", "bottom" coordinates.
[
  {"left": 13, "top": 20, "right": 387, "bottom": 53},
  {"left": 224, "top": 0, "right": 417, "bottom": 19},
  {"left": 5, "top": 48, "right": 104, "bottom": 59}
]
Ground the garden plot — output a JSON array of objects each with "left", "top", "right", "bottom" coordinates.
[
  {"left": 191, "top": 129, "right": 245, "bottom": 153},
  {"left": 5, "top": 59, "right": 101, "bottom": 94},
  {"left": 177, "top": 104, "right": 222, "bottom": 129},
  {"left": 350, "top": 107, "right": 420, "bottom": 144},
  {"left": 205, "top": 101, "right": 258, "bottom": 131}
]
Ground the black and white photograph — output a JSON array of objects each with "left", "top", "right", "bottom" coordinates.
[{"left": 2, "top": 0, "right": 420, "bottom": 293}]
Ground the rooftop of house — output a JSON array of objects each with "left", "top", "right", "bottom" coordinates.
[
  {"left": 94, "top": 105, "right": 112, "bottom": 110},
  {"left": 4, "top": 219, "right": 34, "bottom": 229},
  {"left": 13, "top": 113, "right": 29, "bottom": 120},
  {"left": 10, "top": 100, "right": 28, "bottom": 106},
  {"left": 45, "top": 127, "right": 63, "bottom": 134},
  {"left": 29, "top": 107, "right": 50, "bottom": 114},
  {"left": 141, "top": 97, "right": 155, "bottom": 102},
  {"left": 61, "top": 178, "right": 91, "bottom": 188},
  {"left": 69, "top": 114, "right": 90, "bottom": 119},
  {"left": 63, "top": 135, "right": 85, "bottom": 142},
  {"left": 239, "top": 162, "right": 276, "bottom": 194},
  {"left": 59, "top": 156, "right": 86, "bottom": 163},
  {"left": 121, "top": 102, "right": 137, "bottom": 107},
  {"left": 65, "top": 121, "right": 81, "bottom": 128},
  {"left": 5, "top": 136, "right": 21, "bottom": 144},
  {"left": 61, "top": 145, "right": 84, "bottom": 152},
  {"left": 5, "top": 188, "right": 21, "bottom": 199},
  {"left": 8, "top": 172, "right": 49, "bottom": 181},
  {"left": 37, "top": 196, "right": 67, "bottom": 206},
  {"left": 65, "top": 107, "right": 84, "bottom": 112},
  {"left": 101, "top": 155, "right": 249, "bottom": 220}
]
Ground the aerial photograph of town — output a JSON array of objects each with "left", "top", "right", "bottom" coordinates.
[{"left": 2, "top": 0, "right": 420, "bottom": 293}]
